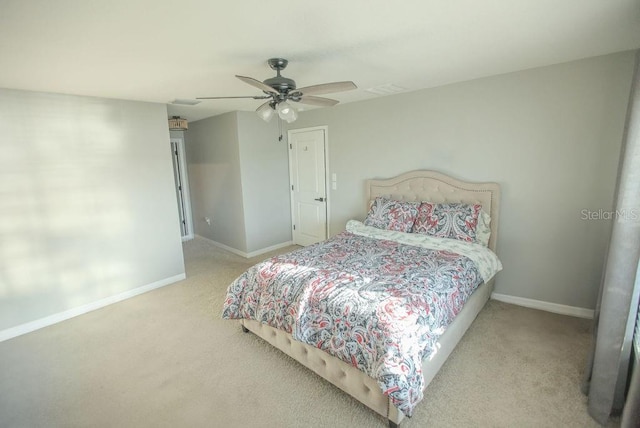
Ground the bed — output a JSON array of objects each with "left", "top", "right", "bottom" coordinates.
[{"left": 222, "top": 170, "right": 501, "bottom": 427}]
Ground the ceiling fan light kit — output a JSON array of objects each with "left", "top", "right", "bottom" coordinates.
[{"left": 197, "top": 58, "right": 356, "bottom": 124}]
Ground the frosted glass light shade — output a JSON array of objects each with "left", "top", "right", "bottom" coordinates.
[
  {"left": 277, "top": 101, "right": 297, "bottom": 123},
  {"left": 256, "top": 102, "right": 275, "bottom": 122},
  {"left": 287, "top": 108, "right": 298, "bottom": 123}
]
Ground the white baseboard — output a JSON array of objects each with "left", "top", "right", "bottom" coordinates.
[
  {"left": 491, "top": 292, "right": 594, "bottom": 319},
  {"left": 0, "top": 273, "right": 186, "bottom": 343},
  {"left": 196, "top": 235, "right": 294, "bottom": 259},
  {"left": 246, "top": 241, "right": 295, "bottom": 258}
]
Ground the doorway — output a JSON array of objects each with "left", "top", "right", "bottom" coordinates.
[
  {"left": 288, "top": 126, "right": 329, "bottom": 246},
  {"left": 170, "top": 138, "right": 194, "bottom": 241}
]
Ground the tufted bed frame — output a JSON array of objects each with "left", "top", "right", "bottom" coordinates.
[{"left": 240, "top": 170, "right": 501, "bottom": 427}]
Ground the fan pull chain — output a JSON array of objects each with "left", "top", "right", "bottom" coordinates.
[{"left": 278, "top": 117, "right": 283, "bottom": 142}]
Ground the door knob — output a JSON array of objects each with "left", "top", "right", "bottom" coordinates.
[{"left": 314, "top": 197, "right": 325, "bottom": 202}]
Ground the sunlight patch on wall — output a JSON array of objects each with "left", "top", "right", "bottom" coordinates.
[{"left": 0, "top": 89, "right": 185, "bottom": 331}]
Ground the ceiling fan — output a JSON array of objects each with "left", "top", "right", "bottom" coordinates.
[{"left": 197, "top": 58, "right": 357, "bottom": 123}]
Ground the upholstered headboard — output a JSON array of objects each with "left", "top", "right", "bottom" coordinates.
[{"left": 366, "top": 170, "right": 501, "bottom": 252}]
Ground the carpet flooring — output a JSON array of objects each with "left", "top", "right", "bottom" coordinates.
[{"left": 0, "top": 237, "right": 605, "bottom": 427}]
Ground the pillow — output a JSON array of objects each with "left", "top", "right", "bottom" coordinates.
[
  {"left": 364, "top": 197, "right": 420, "bottom": 232},
  {"left": 412, "top": 202, "right": 482, "bottom": 242},
  {"left": 475, "top": 209, "right": 492, "bottom": 247}
]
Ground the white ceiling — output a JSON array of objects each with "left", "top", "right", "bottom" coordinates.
[{"left": 1, "top": 0, "right": 639, "bottom": 122}]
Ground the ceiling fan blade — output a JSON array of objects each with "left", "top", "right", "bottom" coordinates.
[
  {"left": 236, "top": 75, "right": 278, "bottom": 94},
  {"left": 294, "top": 81, "right": 356, "bottom": 96},
  {"left": 196, "top": 95, "right": 271, "bottom": 100},
  {"left": 296, "top": 96, "right": 339, "bottom": 107}
]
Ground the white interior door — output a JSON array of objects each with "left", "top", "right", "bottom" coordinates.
[{"left": 288, "top": 127, "right": 328, "bottom": 246}]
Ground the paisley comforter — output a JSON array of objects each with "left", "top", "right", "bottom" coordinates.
[{"left": 222, "top": 221, "right": 502, "bottom": 416}]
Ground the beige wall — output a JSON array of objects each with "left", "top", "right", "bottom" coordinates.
[
  {"left": 186, "top": 112, "right": 247, "bottom": 251},
  {"left": 186, "top": 111, "right": 291, "bottom": 254},
  {"left": 288, "top": 51, "right": 635, "bottom": 309},
  {"left": 0, "top": 89, "right": 185, "bottom": 331},
  {"left": 237, "top": 112, "right": 292, "bottom": 253}
]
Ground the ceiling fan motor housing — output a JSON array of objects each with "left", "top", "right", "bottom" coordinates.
[
  {"left": 265, "top": 58, "right": 296, "bottom": 95},
  {"left": 263, "top": 76, "right": 296, "bottom": 95}
]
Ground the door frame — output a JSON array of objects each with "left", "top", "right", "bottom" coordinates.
[
  {"left": 170, "top": 137, "right": 194, "bottom": 242},
  {"left": 287, "top": 125, "right": 330, "bottom": 242}
]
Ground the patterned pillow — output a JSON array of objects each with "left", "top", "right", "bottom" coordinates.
[
  {"left": 364, "top": 197, "right": 420, "bottom": 232},
  {"left": 412, "top": 203, "right": 482, "bottom": 242}
]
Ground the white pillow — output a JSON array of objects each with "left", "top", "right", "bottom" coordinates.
[{"left": 475, "top": 210, "right": 491, "bottom": 247}]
